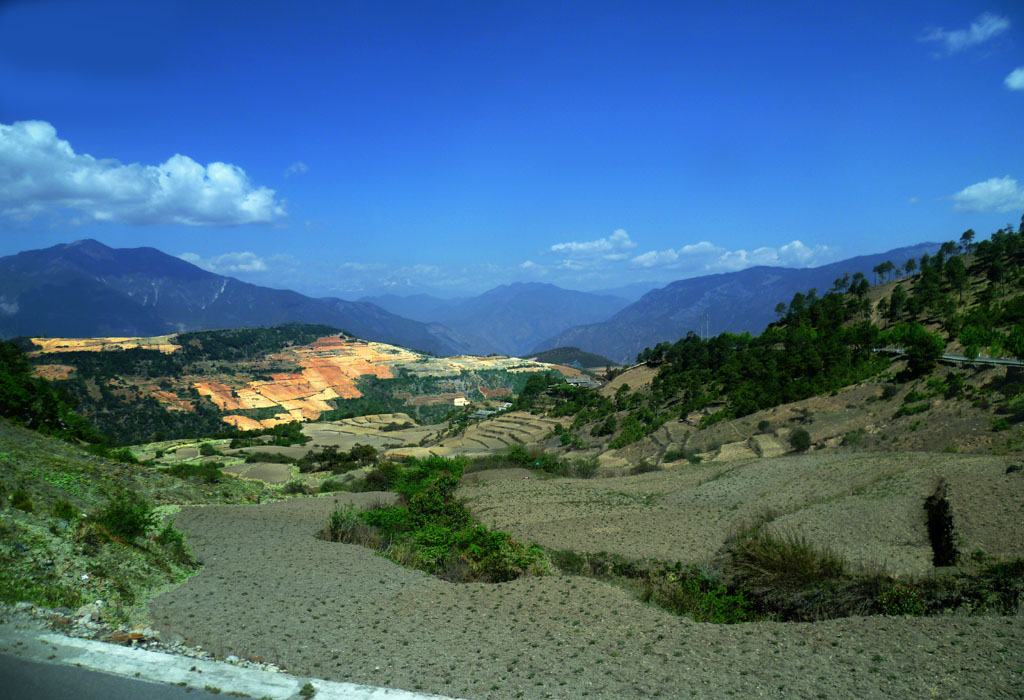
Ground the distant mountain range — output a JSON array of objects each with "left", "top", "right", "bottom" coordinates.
[
  {"left": 535, "top": 242, "right": 941, "bottom": 363},
  {"left": 362, "top": 283, "right": 630, "bottom": 356},
  {"left": 0, "top": 239, "right": 474, "bottom": 356},
  {"left": 1, "top": 238, "right": 943, "bottom": 364}
]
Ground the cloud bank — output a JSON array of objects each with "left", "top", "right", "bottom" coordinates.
[
  {"left": 0, "top": 120, "right": 285, "bottom": 226},
  {"left": 1006, "top": 67, "right": 1024, "bottom": 91},
  {"left": 920, "top": 12, "right": 1010, "bottom": 54},
  {"left": 630, "top": 239, "right": 831, "bottom": 272},
  {"left": 179, "top": 251, "right": 270, "bottom": 274},
  {"left": 550, "top": 228, "right": 636, "bottom": 261},
  {"left": 953, "top": 176, "right": 1024, "bottom": 213}
]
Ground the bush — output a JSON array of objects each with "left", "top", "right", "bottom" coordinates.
[
  {"left": 880, "top": 384, "right": 899, "bottom": 400},
  {"left": 893, "top": 402, "right": 930, "bottom": 419},
  {"left": 789, "top": 428, "right": 811, "bottom": 452},
  {"left": 155, "top": 519, "right": 195, "bottom": 565},
  {"left": 281, "top": 479, "right": 312, "bottom": 495},
  {"left": 199, "top": 442, "right": 218, "bottom": 456},
  {"left": 52, "top": 499, "right": 77, "bottom": 520},
  {"left": 841, "top": 429, "right": 865, "bottom": 447},
  {"left": 630, "top": 459, "right": 660, "bottom": 475},
  {"left": 757, "top": 420, "right": 771, "bottom": 433},
  {"left": 569, "top": 458, "right": 599, "bottom": 479},
  {"left": 10, "top": 488, "right": 33, "bottom": 512},
  {"left": 326, "top": 456, "right": 547, "bottom": 583},
  {"left": 92, "top": 492, "right": 157, "bottom": 541},
  {"left": 318, "top": 478, "right": 352, "bottom": 493},
  {"left": 87, "top": 444, "right": 139, "bottom": 464},
  {"left": 640, "top": 565, "right": 753, "bottom": 624},
  {"left": 244, "top": 451, "right": 296, "bottom": 465},
  {"left": 167, "top": 461, "right": 223, "bottom": 483},
  {"left": 992, "top": 418, "right": 1012, "bottom": 432}
]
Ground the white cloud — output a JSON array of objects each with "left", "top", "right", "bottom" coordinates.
[
  {"left": 953, "top": 176, "right": 1024, "bottom": 213},
  {"left": 908, "top": 196, "right": 920, "bottom": 204},
  {"left": 340, "top": 261, "right": 386, "bottom": 272},
  {"left": 284, "top": 161, "right": 309, "bottom": 177},
  {"left": 520, "top": 260, "right": 536, "bottom": 269},
  {"left": 1006, "top": 67, "right": 1024, "bottom": 91},
  {"left": 180, "top": 251, "right": 269, "bottom": 274},
  {"left": 919, "top": 12, "right": 1010, "bottom": 54},
  {"left": 0, "top": 120, "right": 286, "bottom": 226},
  {"left": 550, "top": 228, "right": 636, "bottom": 261},
  {"left": 631, "top": 249, "right": 679, "bottom": 267},
  {"left": 630, "top": 240, "right": 833, "bottom": 272}
]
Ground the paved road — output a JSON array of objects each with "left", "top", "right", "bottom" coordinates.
[
  {"left": 0, "top": 618, "right": 461, "bottom": 700},
  {"left": 0, "top": 653, "right": 226, "bottom": 700},
  {"left": 873, "top": 346, "right": 1024, "bottom": 367}
]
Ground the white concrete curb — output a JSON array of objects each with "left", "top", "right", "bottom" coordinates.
[{"left": 1, "top": 623, "right": 462, "bottom": 700}]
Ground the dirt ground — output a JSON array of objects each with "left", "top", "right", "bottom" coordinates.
[
  {"left": 149, "top": 456, "right": 1024, "bottom": 700},
  {"left": 463, "top": 452, "right": 1024, "bottom": 577}
]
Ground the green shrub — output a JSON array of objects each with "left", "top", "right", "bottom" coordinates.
[
  {"left": 841, "top": 428, "right": 865, "bottom": 447},
  {"left": 52, "top": 499, "right": 77, "bottom": 520},
  {"left": 326, "top": 456, "right": 547, "bottom": 583},
  {"left": 591, "top": 415, "right": 617, "bottom": 437},
  {"left": 364, "top": 461, "right": 401, "bottom": 491},
  {"left": 902, "top": 390, "right": 927, "bottom": 404},
  {"left": 318, "top": 478, "right": 351, "bottom": 493},
  {"left": 609, "top": 414, "right": 646, "bottom": 449},
  {"left": 731, "top": 527, "right": 845, "bottom": 584},
  {"left": 199, "top": 442, "right": 218, "bottom": 456},
  {"left": 876, "top": 584, "right": 926, "bottom": 616},
  {"left": 893, "top": 401, "right": 930, "bottom": 419},
  {"left": 880, "top": 384, "right": 899, "bottom": 400},
  {"left": 10, "top": 488, "right": 33, "bottom": 512},
  {"left": 155, "top": 519, "right": 194, "bottom": 565},
  {"left": 630, "top": 459, "right": 659, "bottom": 475},
  {"left": 686, "top": 453, "right": 703, "bottom": 464},
  {"left": 166, "top": 461, "right": 223, "bottom": 483},
  {"left": 87, "top": 444, "right": 139, "bottom": 464},
  {"left": 757, "top": 420, "right": 771, "bottom": 433},
  {"left": 244, "top": 451, "right": 295, "bottom": 464},
  {"left": 281, "top": 479, "right": 312, "bottom": 495},
  {"left": 92, "top": 492, "right": 157, "bottom": 541},
  {"left": 992, "top": 418, "right": 1012, "bottom": 432},
  {"left": 662, "top": 448, "right": 684, "bottom": 462},
  {"left": 789, "top": 428, "right": 811, "bottom": 452},
  {"left": 641, "top": 566, "right": 753, "bottom": 624},
  {"left": 569, "top": 458, "right": 599, "bottom": 479}
]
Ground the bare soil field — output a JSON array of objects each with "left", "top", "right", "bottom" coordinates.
[
  {"left": 462, "top": 452, "right": 1024, "bottom": 577},
  {"left": 148, "top": 453, "right": 1024, "bottom": 700},
  {"left": 427, "top": 412, "right": 567, "bottom": 457},
  {"left": 221, "top": 461, "right": 293, "bottom": 485}
]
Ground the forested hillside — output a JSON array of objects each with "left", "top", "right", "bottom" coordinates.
[{"left": 523, "top": 221, "right": 1024, "bottom": 452}]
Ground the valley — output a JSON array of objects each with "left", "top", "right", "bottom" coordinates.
[{"left": 3, "top": 226, "right": 1024, "bottom": 700}]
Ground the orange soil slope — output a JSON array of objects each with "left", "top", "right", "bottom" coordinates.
[
  {"left": 28, "top": 336, "right": 180, "bottom": 355},
  {"left": 215, "top": 336, "right": 419, "bottom": 429}
]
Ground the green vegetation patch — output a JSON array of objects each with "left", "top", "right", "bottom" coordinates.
[
  {"left": 325, "top": 456, "right": 548, "bottom": 582},
  {"left": 465, "top": 444, "right": 599, "bottom": 479}
]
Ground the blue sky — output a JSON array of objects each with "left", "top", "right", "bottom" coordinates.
[{"left": 1, "top": 1, "right": 1022, "bottom": 298}]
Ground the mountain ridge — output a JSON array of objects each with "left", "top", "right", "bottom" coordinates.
[
  {"left": 536, "top": 242, "right": 942, "bottom": 363},
  {"left": 0, "top": 239, "right": 472, "bottom": 356}
]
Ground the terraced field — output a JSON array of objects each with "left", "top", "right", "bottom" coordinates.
[
  {"left": 147, "top": 450, "right": 1024, "bottom": 700},
  {"left": 461, "top": 452, "right": 1024, "bottom": 577},
  {"left": 429, "top": 412, "right": 569, "bottom": 457}
]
